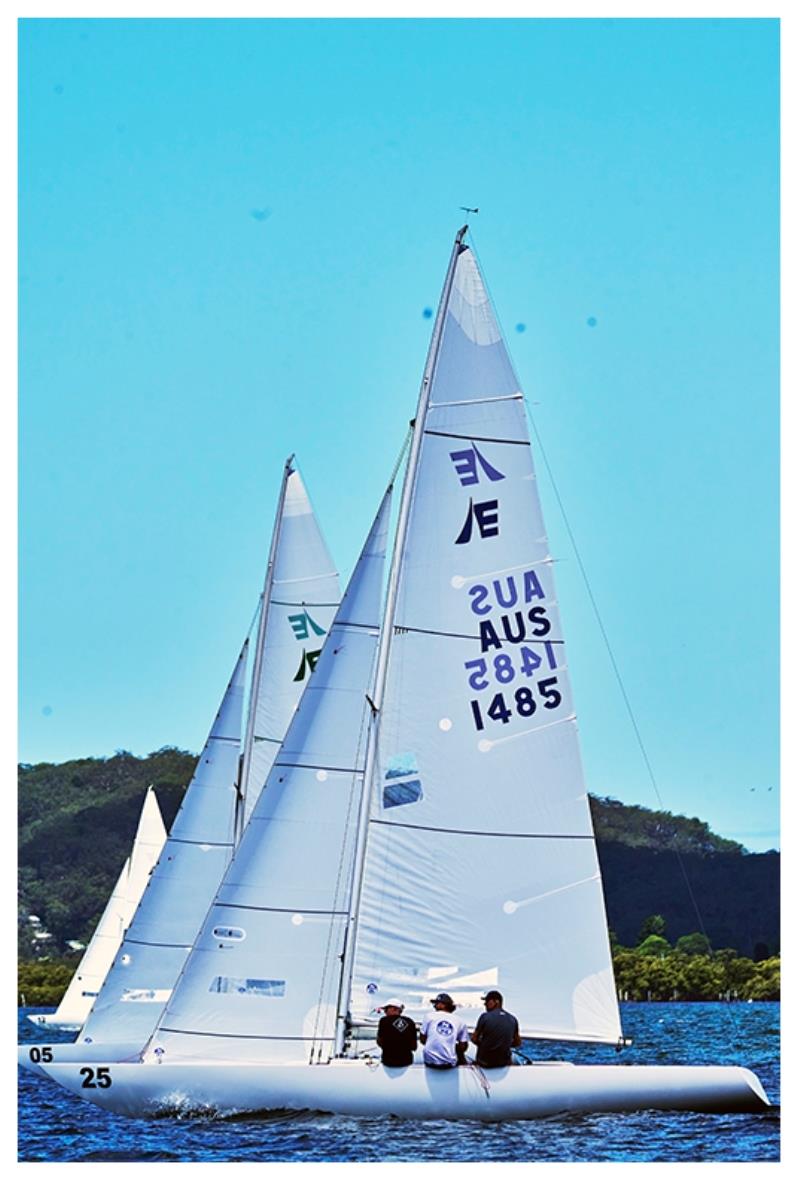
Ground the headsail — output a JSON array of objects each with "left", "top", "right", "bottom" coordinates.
[
  {"left": 77, "top": 645, "right": 250, "bottom": 1044},
  {"left": 35, "top": 788, "right": 166, "bottom": 1030},
  {"left": 348, "top": 231, "right": 623, "bottom": 1045},
  {"left": 145, "top": 488, "right": 392, "bottom": 1064}
]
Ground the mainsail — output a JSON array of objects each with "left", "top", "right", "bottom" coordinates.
[
  {"left": 77, "top": 462, "right": 340, "bottom": 1047},
  {"left": 144, "top": 488, "right": 392, "bottom": 1064},
  {"left": 238, "top": 461, "right": 341, "bottom": 831},
  {"left": 33, "top": 787, "right": 166, "bottom": 1030},
  {"left": 347, "top": 230, "right": 623, "bottom": 1045}
]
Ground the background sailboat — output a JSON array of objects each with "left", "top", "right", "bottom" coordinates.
[
  {"left": 20, "top": 459, "right": 340, "bottom": 1070},
  {"left": 27, "top": 786, "right": 166, "bottom": 1033}
]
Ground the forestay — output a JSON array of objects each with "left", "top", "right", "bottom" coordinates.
[
  {"left": 349, "top": 240, "right": 623, "bottom": 1046},
  {"left": 145, "top": 490, "right": 392, "bottom": 1064}
]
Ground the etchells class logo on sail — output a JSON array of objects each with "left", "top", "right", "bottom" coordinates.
[
  {"left": 288, "top": 609, "right": 327, "bottom": 682},
  {"left": 451, "top": 443, "right": 505, "bottom": 545}
]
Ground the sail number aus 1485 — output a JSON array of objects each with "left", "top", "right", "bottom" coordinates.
[{"left": 470, "top": 679, "right": 562, "bottom": 731}]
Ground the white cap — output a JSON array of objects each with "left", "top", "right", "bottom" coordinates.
[{"left": 382, "top": 998, "right": 404, "bottom": 1010}]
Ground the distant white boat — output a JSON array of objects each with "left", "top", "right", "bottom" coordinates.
[
  {"left": 35, "top": 228, "right": 771, "bottom": 1120},
  {"left": 26, "top": 786, "right": 166, "bottom": 1033}
]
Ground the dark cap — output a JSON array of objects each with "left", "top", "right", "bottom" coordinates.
[
  {"left": 430, "top": 992, "right": 454, "bottom": 1006},
  {"left": 481, "top": 990, "right": 503, "bottom": 1004}
]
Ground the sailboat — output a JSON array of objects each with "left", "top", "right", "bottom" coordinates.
[
  {"left": 38, "top": 228, "right": 770, "bottom": 1119},
  {"left": 20, "top": 460, "right": 340, "bottom": 1072},
  {"left": 26, "top": 786, "right": 166, "bottom": 1033}
]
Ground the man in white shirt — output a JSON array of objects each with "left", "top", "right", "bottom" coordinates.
[{"left": 420, "top": 992, "right": 469, "bottom": 1069}]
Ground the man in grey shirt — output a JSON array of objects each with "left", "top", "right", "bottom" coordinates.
[{"left": 470, "top": 990, "right": 521, "bottom": 1068}]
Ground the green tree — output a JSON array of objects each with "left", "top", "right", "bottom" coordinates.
[
  {"left": 638, "top": 914, "right": 667, "bottom": 942},
  {"left": 681, "top": 955, "right": 725, "bottom": 999},
  {"left": 675, "top": 932, "right": 712, "bottom": 957},
  {"left": 636, "top": 934, "right": 671, "bottom": 958},
  {"left": 748, "top": 957, "right": 780, "bottom": 1000}
]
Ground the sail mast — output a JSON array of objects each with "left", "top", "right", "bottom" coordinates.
[
  {"left": 234, "top": 454, "right": 295, "bottom": 845},
  {"left": 334, "top": 226, "right": 469, "bottom": 1054}
]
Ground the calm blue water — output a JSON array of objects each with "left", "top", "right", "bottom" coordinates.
[{"left": 18, "top": 1003, "right": 779, "bottom": 1162}]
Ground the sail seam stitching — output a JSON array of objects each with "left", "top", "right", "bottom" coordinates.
[
  {"left": 370, "top": 819, "right": 593, "bottom": 839},
  {"left": 394, "top": 624, "right": 566, "bottom": 643},
  {"left": 166, "top": 838, "right": 234, "bottom": 848},
  {"left": 215, "top": 903, "right": 349, "bottom": 915},
  {"left": 272, "top": 762, "right": 365, "bottom": 774},
  {"left": 424, "top": 430, "right": 529, "bottom": 445},
  {"left": 123, "top": 938, "right": 201, "bottom": 949},
  {"left": 270, "top": 600, "right": 340, "bottom": 607},
  {"left": 157, "top": 1028, "right": 335, "bottom": 1041}
]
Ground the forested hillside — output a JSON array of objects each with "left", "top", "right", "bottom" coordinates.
[{"left": 18, "top": 750, "right": 779, "bottom": 960}]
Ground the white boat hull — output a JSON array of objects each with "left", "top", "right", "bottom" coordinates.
[
  {"left": 38, "top": 1059, "right": 770, "bottom": 1121},
  {"left": 26, "top": 1013, "right": 82, "bottom": 1032},
  {"left": 18, "top": 1041, "right": 144, "bottom": 1078}
]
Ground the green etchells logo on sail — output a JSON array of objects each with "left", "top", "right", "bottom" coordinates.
[{"left": 287, "top": 609, "right": 327, "bottom": 681}]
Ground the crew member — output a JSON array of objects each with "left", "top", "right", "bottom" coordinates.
[
  {"left": 420, "top": 993, "right": 469, "bottom": 1069},
  {"left": 470, "top": 990, "right": 521, "bottom": 1068},
  {"left": 376, "top": 998, "right": 417, "bottom": 1067}
]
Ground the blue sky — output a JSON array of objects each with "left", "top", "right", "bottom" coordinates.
[{"left": 18, "top": 17, "right": 779, "bottom": 851}]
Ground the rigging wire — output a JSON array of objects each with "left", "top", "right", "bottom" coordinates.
[
  {"left": 245, "top": 595, "right": 262, "bottom": 643},
  {"left": 468, "top": 226, "right": 745, "bottom": 1040},
  {"left": 389, "top": 423, "right": 413, "bottom": 487}
]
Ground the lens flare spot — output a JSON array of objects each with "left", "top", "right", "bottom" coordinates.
[{"left": 439, "top": 718, "right": 452, "bottom": 732}]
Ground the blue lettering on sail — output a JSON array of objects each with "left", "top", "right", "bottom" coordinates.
[
  {"left": 449, "top": 443, "right": 506, "bottom": 486},
  {"left": 455, "top": 499, "right": 500, "bottom": 544},
  {"left": 468, "top": 570, "right": 546, "bottom": 615}
]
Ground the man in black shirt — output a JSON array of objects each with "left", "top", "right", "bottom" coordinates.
[
  {"left": 376, "top": 998, "right": 418, "bottom": 1067},
  {"left": 470, "top": 990, "right": 521, "bottom": 1068}
]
